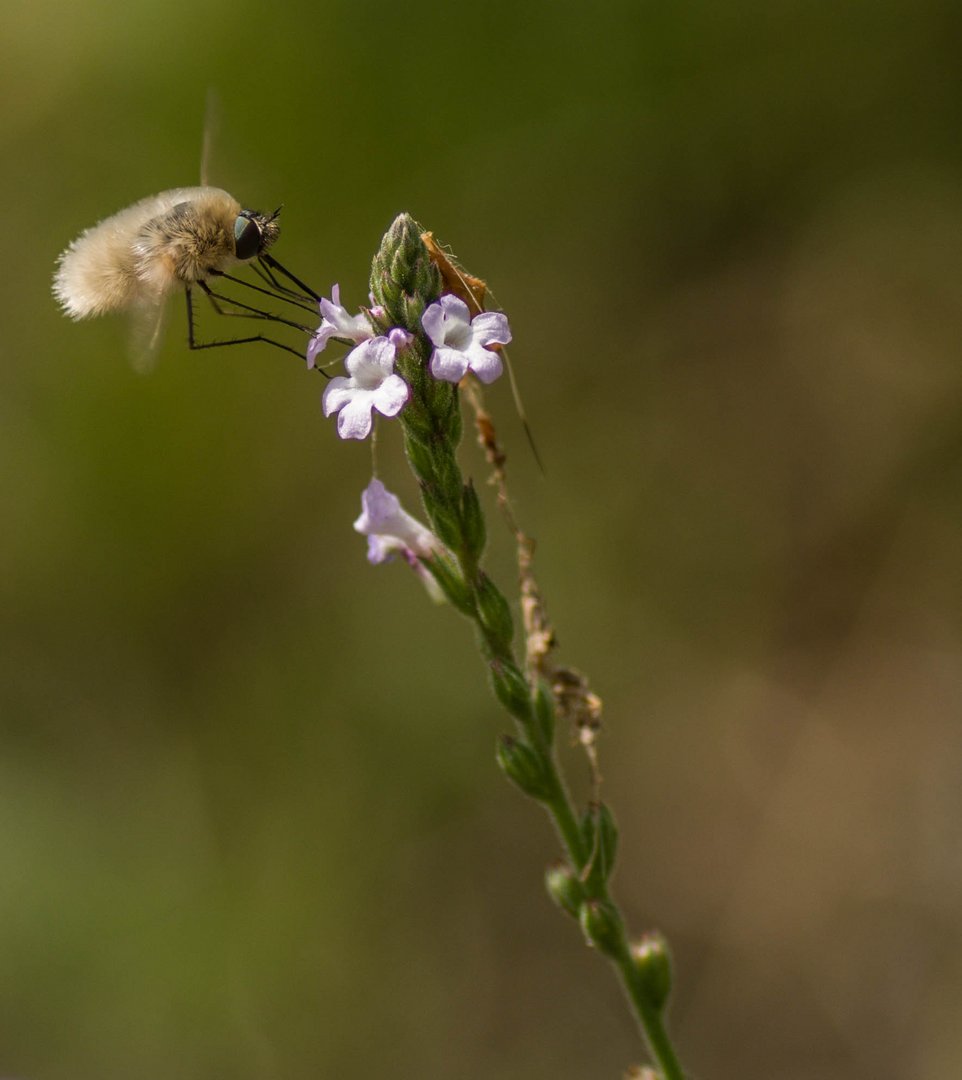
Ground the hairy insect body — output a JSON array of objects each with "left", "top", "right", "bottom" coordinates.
[
  {"left": 52, "top": 187, "right": 278, "bottom": 319},
  {"left": 52, "top": 182, "right": 311, "bottom": 367},
  {"left": 136, "top": 193, "right": 238, "bottom": 290}
]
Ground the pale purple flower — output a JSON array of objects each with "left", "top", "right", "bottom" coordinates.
[
  {"left": 307, "top": 284, "right": 374, "bottom": 369},
  {"left": 354, "top": 479, "right": 445, "bottom": 600},
  {"left": 388, "top": 327, "right": 414, "bottom": 352},
  {"left": 354, "top": 479, "right": 439, "bottom": 562},
  {"left": 322, "top": 338, "right": 409, "bottom": 440},
  {"left": 422, "top": 295, "right": 512, "bottom": 384}
]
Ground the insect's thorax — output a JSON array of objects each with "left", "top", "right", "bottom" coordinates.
[{"left": 135, "top": 195, "right": 238, "bottom": 291}]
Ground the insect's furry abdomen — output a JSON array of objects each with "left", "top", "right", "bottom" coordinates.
[
  {"left": 52, "top": 187, "right": 241, "bottom": 319},
  {"left": 53, "top": 200, "right": 152, "bottom": 318}
]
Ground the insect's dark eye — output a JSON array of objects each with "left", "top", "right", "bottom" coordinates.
[{"left": 234, "top": 215, "right": 261, "bottom": 260}]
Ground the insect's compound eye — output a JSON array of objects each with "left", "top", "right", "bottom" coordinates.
[{"left": 234, "top": 214, "right": 262, "bottom": 260}]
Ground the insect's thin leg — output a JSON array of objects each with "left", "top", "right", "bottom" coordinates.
[
  {"left": 186, "top": 285, "right": 324, "bottom": 368},
  {"left": 254, "top": 258, "right": 316, "bottom": 303},
  {"left": 214, "top": 270, "right": 318, "bottom": 316},
  {"left": 252, "top": 259, "right": 296, "bottom": 295},
  {"left": 260, "top": 253, "right": 322, "bottom": 301},
  {"left": 201, "top": 280, "right": 315, "bottom": 333}
]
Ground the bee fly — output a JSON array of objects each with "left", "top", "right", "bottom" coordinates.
[{"left": 53, "top": 185, "right": 321, "bottom": 371}]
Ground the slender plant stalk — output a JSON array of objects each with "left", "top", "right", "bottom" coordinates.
[{"left": 369, "top": 214, "right": 686, "bottom": 1079}]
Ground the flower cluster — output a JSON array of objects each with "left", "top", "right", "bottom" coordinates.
[
  {"left": 306, "top": 220, "right": 687, "bottom": 1077},
  {"left": 310, "top": 286, "right": 511, "bottom": 443},
  {"left": 308, "top": 274, "right": 512, "bottom": 592}
]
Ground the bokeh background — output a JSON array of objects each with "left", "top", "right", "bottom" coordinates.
[{"left": 3, "top": 1, "right": 962, "bottom": 1077}]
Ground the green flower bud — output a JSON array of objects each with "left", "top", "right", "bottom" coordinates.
[
  {"left": 423, "top": 554, "right": 474, "bottom": 615},
  {"left": 399, "top": 393, "right": 437, "bottom": 443},
  {"left": 423, "top": 496, "right": 463, "bottom": 551},
  {"left": 431, "top": 447, "right": 464, "bottom": 506},
  {"left": 460, "top": 480, "right": 487, "bottom": 562},
  {"left": 402, "top": 429, "right": 438, "bottom": 487},
  {"left": 581, "top": 802, "right": 619, "bottom": 895},
  {"left": 476, "top": 572, "right": 513, "bottom": 647},
  {"left": 532, "top": 679, "right": 556, "bottom": 745},
  {"left": 630, "top": 931, "right": 672, "bottom": 1011},
  {"left": 401, "top": 293, "right": 429, "bottom": 334},
  {"left": 489, "top": 659, "right": 532, "bottom": 723},
  {"left": 545, "top": 860, "right": 585, "bottom": 918},
  {"left": 370, "top": 214, "right": 441, "bottom": 327},
  {"left": 496, "top": 734, "right": 552, "bottom": 801},
  {"left": 579, "top": 899, "right": 625, "bottom": 958}
]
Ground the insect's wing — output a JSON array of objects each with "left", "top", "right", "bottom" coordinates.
[
  {"left": 127, "top": 298, "right": 170, "bottom": 374},
  {"left": 200, "top": 88, "right": 221, "bottom": 187}
]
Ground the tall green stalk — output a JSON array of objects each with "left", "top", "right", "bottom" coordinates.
[{"left": 368, "top": 214, "right": 687, "bottom": 1079}]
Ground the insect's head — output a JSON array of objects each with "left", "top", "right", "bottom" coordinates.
[{"left": 234, "top": 206, "right": 281, "bottom": 261}]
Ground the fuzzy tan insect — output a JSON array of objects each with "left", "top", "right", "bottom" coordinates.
[{"left": 51, "top": 187, "right": 316, "bottom": 368}]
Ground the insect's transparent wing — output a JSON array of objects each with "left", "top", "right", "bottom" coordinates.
[
  {"left": 200, "top": 88, "right": 221, "bottom": 187},
  {"left": 127, "top": 299, "right": 170, "bottom": 374}
]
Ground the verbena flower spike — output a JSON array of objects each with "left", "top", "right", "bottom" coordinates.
[{"left": 329, "top": 212, "right": 689, "bottom": 1079}]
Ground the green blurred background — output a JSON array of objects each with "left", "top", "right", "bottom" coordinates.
[{"left": 3, "top": 0, "right": 962, "bottom": 1076}]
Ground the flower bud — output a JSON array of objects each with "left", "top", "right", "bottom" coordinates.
[
  {"left": 532, "top": 679, "right": 556, "bottom": 745},
  {"left": 423, "top": 496, "right": 463, "bottom": 551},
  {"left": 477, "top": 573, "right": 514, "bottom": 647},
  {"left": 581, "top": 802, "right": 619, "bottom": 894},
  {"left": 489, "top": 659, "right": 532, "bottom": 723},
  {"left": 496, "top": 734, "right": 552, "bottom": 801},
  {"left": 460, "top": 480, "right": 487, "bottom": 562},
  {"left": 370, "top": 214, "right": 441, "bottom": 327},
  {"left": 579, "top": 899, "right": 625, "bottom": 958},
  {"left": 545, "top": 860, "right": 584, "bottom": 918},
  {"left": 630, "top": 931, "right": 672, "bottom": 1011},
  {"left": 422, "top": 370, "right": 459, "bottom": 430},
  {"left": 400, "top": 407, "right": 437, "bottom": 453},
  {"left": 423, "top": 554, "right": 474, "bottom": 615}
]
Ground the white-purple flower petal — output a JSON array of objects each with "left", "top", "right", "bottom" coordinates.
[
  {"left": 322, "top": 337, "right": 410, "bottom": 441},
  {"left": 421, "top": 294, "right": 511, "bottom": 385},
  {"left": 354, "top": 479, "right": 441, "bottom": 563},
  {"left": 422, "top": 294, "right": 471, "bottom": 349},
  {"left": 373, "top": 374, "right": 410, "bottom": 417},
  {"left": 463, "top": 340, "right": 503, "bottom": 384},
  {"left": 388, "top": 327, "right": 414, "bottom": 352},
  {"left": 470, "top": 310, "right": 512, "bottom": 347},
  {"left": 334, "top": 395, "right": 377, "bottom": 440},
  {"left": 306, "top": 284, "right": 374, "bottom": 369},
  {"left": 429, "top": 346, "right": 470, "bottom": 383}
]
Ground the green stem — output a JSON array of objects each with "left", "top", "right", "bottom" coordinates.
[
  {"left": 544, "top": 759, "right": 686, "bottom": 1078},
  {"left": 542, "top": 760, "right": 589, "bottom": 868},
  {"left": 617, "top": 953, "right": 686, "bottom": 1080},
  {"left": 462, "top": 594, "right": 687, "bottom": 1076},
  {"left": 376, "top": 214, "right": 687, "bottom": 1077},
  {"left": 490, "top": 641, "right": 686, "bottom": 1076}
]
